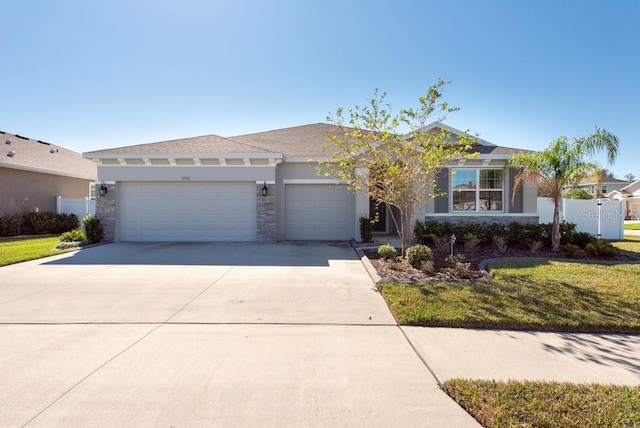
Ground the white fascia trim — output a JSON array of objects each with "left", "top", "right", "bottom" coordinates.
[
  {"left": 285, "top": 156, "right": 330, "bottom": 163},
  {"left": 0, "top": 161, "right": 96, "bottom": 181},
  {"left": 256, "top": 180, "right": 276, "bottom": 185},
  {"left": 84, "top": 152, "right": 284, "bottom": 160},
  {"left": 283, "top": 179, "right": 343, "bottom": 184}
]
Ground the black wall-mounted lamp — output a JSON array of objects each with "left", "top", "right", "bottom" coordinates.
[
  {"left": 99, "top": 182, "right": 108, "bottom": 196},
  {"left": 261, "top": 182, "right": 268, "bottom": 197}
]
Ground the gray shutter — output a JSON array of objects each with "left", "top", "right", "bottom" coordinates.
[
  {"left": 434, "top": 168, "right": 449, "bottom": 213},
  {"left": 508, "top": 167, "right": 524, "bottom": 213}
]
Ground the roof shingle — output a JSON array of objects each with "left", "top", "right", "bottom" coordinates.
[{"left": 0, "top": 131, "right": 96, "bottom": 180}]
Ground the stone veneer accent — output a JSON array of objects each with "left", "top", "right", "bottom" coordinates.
[
  {"left": 95, "top": 183, "right": 116, "bottom": 241},
  {"left": 425, "top": 215, "right": 539, "bottom": 226},
  {"left": 256, "top": 183, "right": 276, "bottom": 242}
]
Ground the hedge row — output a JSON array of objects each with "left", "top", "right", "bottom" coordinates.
[
  {"left": 0, "top": 211, "right": 79, "bottom": 237},
  {"left": 414, "top": 220, "right": 595, "bottom": 249}
]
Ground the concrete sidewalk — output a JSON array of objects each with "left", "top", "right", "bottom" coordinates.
[{"left": 404, "top": 327, "right": 640, "bottom": 386}]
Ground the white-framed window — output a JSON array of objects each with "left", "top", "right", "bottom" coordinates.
[
  {"left": 89, "top": 182, "right": 96, "bottom": 200},
  {"left": 451, "top": 168, "right": 504, "bottom": 212}
]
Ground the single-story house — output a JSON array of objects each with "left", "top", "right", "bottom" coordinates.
[
  {"left": 1, "top": 130, "right": 97, "bottom": 215},
  {"left": 566, "top": 176, "right": 629, "bottom": 198},
  {"left": 607, "top": 179, "right": 640, "bottom": 220},
  {"left": 84, "top": 122, "right": 538, "bottom": 242}
]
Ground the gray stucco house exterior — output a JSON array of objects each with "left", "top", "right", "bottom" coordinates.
[{"left": 84, "top": 122, "right": 537, "bottom": 242}]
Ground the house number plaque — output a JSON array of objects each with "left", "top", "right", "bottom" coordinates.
[{"left": 181, "top": 176, "right": 191, "bottom": 181}]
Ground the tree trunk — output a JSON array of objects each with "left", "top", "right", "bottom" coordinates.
[
  {"left": 551, "top": 197, "right": 561, "bottom": 251},
  {"left": 389, "top": 206, "right": 410, "bottom": 256}
]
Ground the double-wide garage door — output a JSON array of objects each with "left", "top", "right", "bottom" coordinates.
[
  {"left": 120, "top": 182, "right": 256, "bottom": 241},
  {"left": 285, "top": 184, "right": 353, "bottom": 240}
]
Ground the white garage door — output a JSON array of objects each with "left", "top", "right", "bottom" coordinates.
[
  {"left": 120, "top": 182, "right": 256, "bottom": 241},
  {"left": 285, "top": 184, "right": 353, "bottom": 240}
]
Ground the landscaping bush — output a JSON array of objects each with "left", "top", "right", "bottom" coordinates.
[
  {"left": 431, "top": 234, "right": 451, "bottom": 254},
  {"left": 492, "top": 235, "right": 508, "bottom": 255},
  {"left": 585, "top": 240, "right": 620, "bottom": 257},
  {"left": 560, "top": 243, "right": 585, "bottom": 258},
  {"left": 414, "top": 220, "right": 588, "bottom": 251},
  {"left": 405, "top": 244, "right": 433, "bottom": 268},
  {"left": 527, "top": 240, "right": 544, "bottom": 255},
  {"left": 0, "top": 211, "right": 78, "bottom": 236},
  {"left": 565, "top": 231, "right": 596, "bottom": 248},
  {"left": 419, "top": 260, "right": 435, "bottom": 274},
  {"left": 359, "top": 216, "right": 373, "bottom": 243},
  {"left": 0, "top": 215, "right": 21, "bottom": 237},
  {"left": 59, "top": 229, "right": 87, "bottom": 242},
  {"left": 377, "top": 243, "right": 397, "bottom": 260},
  {"left": 55, "top": 213, "right": 80, "bottom": 234},
  {"left": 462, "top": 232, "right": 481, "bottom": 254},
  {"left": 83, "top": 214, "right": 104, "bottom": 244}
]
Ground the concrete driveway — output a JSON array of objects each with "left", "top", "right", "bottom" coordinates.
[{"left": 0, "top": 242, "right": 478, "bottom": 427}]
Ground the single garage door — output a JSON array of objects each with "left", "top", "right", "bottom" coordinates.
[
  {"left": 120, "top": 182, "right": 256, "bottom": 241},
  {"left": 285, "top": 184, "right": 353, "bottom": 240}
]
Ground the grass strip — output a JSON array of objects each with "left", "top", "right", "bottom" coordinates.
[
  {"left": 379, "top": 259, "right": 640, "bottom": 333},
  {"left": 0, "top": 236, "right": 70, "bottom": 267},
  {"left": 443, "top": 379, "right": 640, "bottom": 428}
]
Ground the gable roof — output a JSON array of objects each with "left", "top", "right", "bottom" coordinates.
[
  {"left": 84, "top": 122, "right": 529, "bottom": 160},
  {"left": 85, "top": 134, "right": 274, "bottom": 158},
  {"left": 414, "top": 121, "right": 496, "bottom": 147},
  {"left": 230, "top": 123, "right": 346, "bottom": 158},
  {"left": 0, "top": 130, "right": 96, "bottom": 180},
  {"left": 619, "top": 179, "right": 640, "bottom": 196}
]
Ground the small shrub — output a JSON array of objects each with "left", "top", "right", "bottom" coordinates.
[
  {"left": 83, "top": 215, "right": 104, "bottom": 244},
  {"left": 527, "top": 240, "right": 544, "bottom": 255},
  {"left": 492, "top": 235, "right": 508, "bottom": 256},
  {"left": 463, "top": 232, "right": 481, "bottom": 254},
  {"left": 585, "top": 240, "right": 620, "bottom": 257},
  {"left": 377, "top": 243, "right": 397, "bottom": 260},
  {"left": 406, "top": 244, "right": 433, "bottom": 268},
  {"left": 419, "top": 260, "right": 435, "bottom": 274},
  {"left": 59, "top": 229, "right": 87, "bottom": 242},
  {"left": 445, "top": 253, "right": 466, "bottom": 267},
  {"left": 454, "top": 262, "right": 473, "bottom": 278},
  {"left": 431, "top": 234, "right": 451, "bottom": 254},
  {"left": 0, "top": 215, "right": 21, "bottom": 237},
  {"left": 55, "top": 241, "right": 84, "bottom": 250},
  {"left": 55, "top": 213, "right": 80, "bottom": 234},
  {"left": 359, "top": 217, "right": 374, "bottom": 243},
  {"left": 566, "top": 231, "right": 596, "bottom": 248},
  {"left": 560, "top": 243, "right": 586, "bottom": 258}
]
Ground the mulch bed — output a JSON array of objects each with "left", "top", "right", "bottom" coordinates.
[{"left": 364, "top": 244, "right": 637, "bottom": 282}]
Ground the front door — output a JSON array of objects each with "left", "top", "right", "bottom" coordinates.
[{"left": 369, "top": 198, "right": 387, "bottom": 232}]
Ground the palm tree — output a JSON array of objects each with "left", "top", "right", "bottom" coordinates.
[
  {"left": 591, "top": 167, "right": 613, "bottom": 198},
  {"left": 510, "top": 127, "right": 619, "bottom": 251}
]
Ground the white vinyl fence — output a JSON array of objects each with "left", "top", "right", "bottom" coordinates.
[
  {"left": 56, "top": 196, "right": 96, "bottom": 224},
  {"left": 537, "top": 197, "right": 624, "bottom": 240}
]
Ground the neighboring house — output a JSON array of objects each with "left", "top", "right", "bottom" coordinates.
[
  {"left": 83, "top": 122, "right": 538, "bottom": 242},
  {"left": 1, "top": 131, "right": 97, "bottom": 215},
  {"left": 567, "top": 176, "right": 628, "bottom": 198},
  {"left": 607, "top": 179, "right": 640, "bottom": 220}
]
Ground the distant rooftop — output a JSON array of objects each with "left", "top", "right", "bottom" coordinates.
[{"left": 1, "top": 130, "right": 96, "bottom": 180}]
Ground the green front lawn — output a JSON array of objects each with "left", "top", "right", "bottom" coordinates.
[
  {"left": 0, "top": 236, "right": 71, "bottom": 267},
  {"left": 379, "top": 257, "right": 640, "bottom": 333},
  {"left": 624, "top": 222, "right": 640, "bottom": 230},
  {"left": 443, "top": 379, "right": 640, "bottom": 428}
]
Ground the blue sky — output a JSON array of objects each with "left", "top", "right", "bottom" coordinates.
[{"left": 2, "top": 0, "right": 638, "bottom": 178}]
